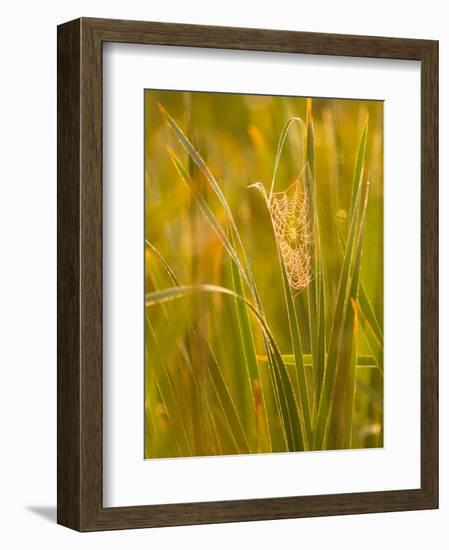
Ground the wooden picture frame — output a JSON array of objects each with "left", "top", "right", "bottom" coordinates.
[{"left": 57, "top": 17, "right": 438, "bottom": 531}]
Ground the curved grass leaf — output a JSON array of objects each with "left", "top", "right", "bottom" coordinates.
[{"left": 269, "top": 116, "right": 306, "bottom": 200}]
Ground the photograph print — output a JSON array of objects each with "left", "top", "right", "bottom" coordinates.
[{"left": 144, "top": 90, "right": 383, "bottom": 460}]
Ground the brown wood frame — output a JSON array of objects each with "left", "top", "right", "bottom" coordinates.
[{"left": 57, "top": 17, "right": 438, "bottom": 531}]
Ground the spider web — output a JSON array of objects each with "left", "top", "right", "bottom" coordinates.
[{"left": 269, "top": 178, "right": 314, "bottom": 292}]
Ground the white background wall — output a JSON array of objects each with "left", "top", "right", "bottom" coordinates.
[{"left": 0, "top": 1, "right": 446, "bottom": 547}]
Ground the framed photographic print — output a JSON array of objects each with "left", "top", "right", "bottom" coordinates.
[{"left": 57, "top": 17, "right": 438, "bottom": 531}]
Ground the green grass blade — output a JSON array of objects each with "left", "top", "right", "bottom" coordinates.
[
  {"left": 229, "top": 235, "right": 259, "bottom": 386},
  {"left": 336, "top": 185, "right": 370, "bottom": 449},
  {"left": 269, "top": 116, "right": 306, "bottom": 200},
  {"left": 335, "top": 229, "right": 383, "bottom": 362},
  {"left": 313, "top": 122, "right": 369, "bottom": 450},
  {"left": 278, "top": 254, "right": 312, "bottom": 449},
  {"left": 346, "top": 115, "right": 383, "bottom": 348},
  {"left": 349, "top": 115, "right": 368, "bottom": 220},
  {"left": 160, "top": 106, "right": 324, "bottom": 452},
  {"left": 229, "top": 230, "right": 272, "bottom": 451},
  {"left": 163, "top": 126, "right": 291, "bottom": 450},
  {"left": 305, "top": 101, "right": 326, "bottom": 413},
  {"left": 305, "top": 101, "right": 318, "bottom": 372},
  {"left": 166, "top": 144, "right": 283, "bottom": 447}
]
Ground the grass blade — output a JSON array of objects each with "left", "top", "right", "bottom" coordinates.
[
  {"left": 305, "top": 100, "right": 326, "bottom": 413},
  {"left": 314, "top": 119, "right": 369, "bottom": 450},
  {"left": 278, "top": 253, "right": 312, "bottom": 449},
  {"left": 229, "top": 230, "right": 272, "bottom": 451},
  {"left": 333, "top": 184, "right": 370, "bottom": 449},
  {"left": 166, "top": 145, "right": 280, "bottom": 448}
]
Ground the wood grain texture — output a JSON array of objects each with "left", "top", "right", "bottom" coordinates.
[
  {"left": 57, "top": 17, "right": 439, "bottom": 532},
  {"left": 57, "top": 19, "right": 81, "bottom": 531}
]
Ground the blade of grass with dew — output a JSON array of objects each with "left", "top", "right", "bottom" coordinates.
[
  {"left": 277, "top": 252, "right": 312, "bottom": 450},
  {"left": 160, "top": 103, "right": 269, "bottom": 318},
  {"left": 336, "top": 230, "right": 383, "bottom": 358},
  {"left": 334, "top": 185, "right": 369, "bottom": 449},
  {"left": 313, "top": 145, "right": 367, "bottom": 450},
  {"left": 333, "top": 115, "right": 383, "bottom": 448},
  {"left": 146, "top": 284, "right": 304, "bottom": 451},
  {"left": 335, "top": 228, "right": 383, "bottom": 379},
  {"left": 160, "top": 105, "right": 308, "bottom": 451},
  {"left": 335, "top": 116, "right": 383, "bottom": 351},
  {"left": 316, "top": 116, "right": 370, "bottom": 448},
  {"left": 349, "top": 117, "right": 368, "bottom": 220},
  {"left": 305, "top": 101, "right": 319, "bottom": 405},
  {"left": 334, "top": 183, "right": 370, "bottom": 449},
  {"left": 167, "top": 146, "right": 279, "bottom": 449},
  {"left": 305, "top": 101, "right": 327, "bottom": 414},
  {"left": 162, "top": 115, "right": 291, "bottom": 450},
  {"left": 229, "top": 229, "right": 272, "bottom": 452},
  {"left": 359, "top": 285, "right": 383, "bottom": 347}
]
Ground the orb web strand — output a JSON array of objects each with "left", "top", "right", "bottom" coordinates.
[{"left": 269, "top": 178, "right": 314, "bottom": 291}]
